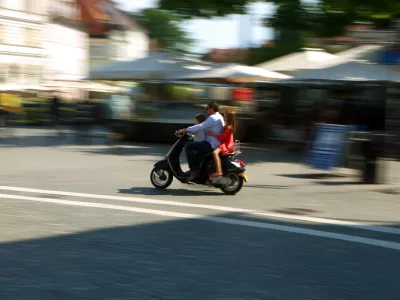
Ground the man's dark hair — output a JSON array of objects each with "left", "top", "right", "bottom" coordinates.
[
  {"left": 207, "top": 101, "right": 219, "bottom": 112},
  {"left": 195, "top": 113, "right": 207, "bottom": 123}
]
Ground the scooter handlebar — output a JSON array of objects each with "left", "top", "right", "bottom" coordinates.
[
  {"left": 175, "top": 130, "right": 183, "bottom": 137},
  {"left": 175, "top": 130, "right": 193, "bottom": 139}
]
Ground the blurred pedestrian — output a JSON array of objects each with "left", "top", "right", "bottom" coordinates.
[
  {"left": 106, "top": 96, "right": 125, "bottom": 146},
  {"left": 75, "top": 99, "right": 94, "bottom": 143},
  {"left": 49, "top": 93, "right": 63, "bottom": 137},
  {"left": 0, "top": 96, "right": 7, "bottom": 137}
]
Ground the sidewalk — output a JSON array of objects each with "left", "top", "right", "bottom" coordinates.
[
  {"left": 241, "top": 145, "right": 400, "bottom": 194},
  {"left": 4, "top": 127, "right": 399, "bottom": 195}
]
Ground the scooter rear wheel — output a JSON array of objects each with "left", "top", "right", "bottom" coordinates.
[
  {"left": 220, "top": 173, "right": 244, "bottom": 195},
  {"left": 150, "top": 167, "right": 173, "bottom": 189}
]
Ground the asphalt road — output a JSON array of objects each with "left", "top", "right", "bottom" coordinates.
[{"left": 0, "top": 127, "right": 399, "bottom": 300}]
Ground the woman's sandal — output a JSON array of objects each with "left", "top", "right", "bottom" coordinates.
[{"left": 210, "top": 172, "right": 223, "bottom": 178}]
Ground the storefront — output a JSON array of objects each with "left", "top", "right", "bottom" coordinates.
[
  {"left": 385, "top": 84, "right": 400, "bottom": 158},
  {"left": 253, "top": 79, "right": 390, "bottom": 151},
  {"left": 126, "top": 81, "right": 257, "bottom": 143}
]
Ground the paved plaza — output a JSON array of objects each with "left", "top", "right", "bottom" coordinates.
[{"left": 0, "top": 127, "right": 399, "bottom": 299}]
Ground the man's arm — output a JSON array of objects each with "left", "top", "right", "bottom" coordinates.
[{"left": 185, "top": 117, "right": 213, "bottom": 134}]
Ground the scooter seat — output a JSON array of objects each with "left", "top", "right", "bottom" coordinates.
[
  {"left": 221, "top": 152, "right": 235, "bottom": 156},
  {"left": 200, "top": 152, "right": 234, "bottom": 160},
  {"left": 200, "top": 152, "right": 213, "bottom": 158}
]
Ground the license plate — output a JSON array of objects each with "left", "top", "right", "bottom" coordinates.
[{"left": 242, "top": 174, "right": 249, "bottom": 182}]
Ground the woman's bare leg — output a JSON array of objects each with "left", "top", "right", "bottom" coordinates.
[{"left": 211, "top": 148, "right": 222, "bottom": 177}]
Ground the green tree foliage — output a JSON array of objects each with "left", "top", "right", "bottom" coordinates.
[
  {"left": 320, "top": 0, "right": 400, "bottom": 21},
  {"left": 133, "top": 8, "right": 194, "bottom": 53},
  {"left": 157, "top": 0, "right": 254, "bottom": 19},
  {"left": 157, "top": 0, "right": 399, "bottom": 27},
  {"left": 156, "top": 0, "right": 399, "bottom": 63},
  {"left": 307, "top": 0, "right": 399, "bottom": 36}
]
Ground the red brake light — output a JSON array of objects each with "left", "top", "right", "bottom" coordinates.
[{"left": 236, "top": 159, "right": 246, "bottom": 167}]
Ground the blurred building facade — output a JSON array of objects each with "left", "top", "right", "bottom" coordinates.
[
  {"left": 0, "top": 0, "right": 47, "bottom": 88},
  {"left": 45, "top": 0, "right": 89, "bottom": 98},
  {"left": 309, "top": 21, "right": 400, "bottom": 53},
  {"left": 202, "top": 48, "right": 250, "bottom": 64},
  {"left": 77, "top": 0, "right": 149, "bottom": 69}
]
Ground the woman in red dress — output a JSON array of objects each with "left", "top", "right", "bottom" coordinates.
[{"left": 208, "top": 110, "right": 236, "bottom": 178}]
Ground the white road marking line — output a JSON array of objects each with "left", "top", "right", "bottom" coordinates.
[
  {"left": 0, "top": 186, "right": 399, "bottom": 236},
  {"left": 0, "top": 192, "right": 399, "bottom": 251}
]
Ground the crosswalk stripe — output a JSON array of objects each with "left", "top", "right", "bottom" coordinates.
[
  {"left": 0, "top": 185, "right": 399, "bottom": 236},
  {"left": 0, "top": 192, "right": 399, "bottom": 251}
]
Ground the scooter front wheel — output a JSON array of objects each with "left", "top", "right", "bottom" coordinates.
[{"left": 150, "top": 167, "right": 173, "bottom": 189}]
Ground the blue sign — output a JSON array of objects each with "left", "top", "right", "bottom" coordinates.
[
  {"left": 378, "top": 50, "right": 400, "bottom": 65},
  {"left": 307, "top": 124, "right": 354, "bottom": 170}
]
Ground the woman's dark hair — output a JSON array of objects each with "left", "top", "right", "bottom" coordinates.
[{"left": 195, "top": 113, "right": 207, "bottom": 123}]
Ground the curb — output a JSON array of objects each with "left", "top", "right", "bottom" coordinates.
[{"left": 294, "top": 183, "right": 400, "bottom": 194}]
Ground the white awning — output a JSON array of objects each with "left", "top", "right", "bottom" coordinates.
[
  {"left": 256, "top": 48, "right": 336, "bottom": 75},
  {"left": 286, "top": 61, "right": 400, "bottom": 82},
  {"left": 314, "top": 45, "right": 384, "bottom": 69},
  {"left": 179, "top": 64, "right": 290, "bottom": 82},
  {"left": 87, "top": 52, "right": 215, "bottom": 81},
  {"left": 256, "top": 45, "right": 384, "bottom": 76}
]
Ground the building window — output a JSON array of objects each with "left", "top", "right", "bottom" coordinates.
[
  {"left": 119, "top": 44, "right": 127, "bottom": 59},
  {"left": 24, "top": 0, "right": 35, "bottom": 13},
  {"left": 0, "top": 64, "right": 7, "bottom": 83},
  {"left": 23, "top": 28, "right": 40, "bottom": 47},
  {"left": 90, "top": 44, "right": 104, "bottom": 59},
  {"left": 75, "top": 5, "right": 81, "bottom": 20},
  {"left": 110, "top": 43, "right": 119, "bottom": 59},
  {"left": 35, "top": 66, "right": 42, "bottom": 84},
  {"left": 25, "top": 65, "right": 34, "bottom": 84},
  {"left": 26, "top": 65, "right": 41, "bottom": 84},
  {"left": 0, "top": 25, "right": 4, "bottom": 43},
  {"left": 23, "top": 28, "right": 31, "bottom": 46},
  {"left": 110, "top": 43, "right": 127, "bottom": 59},
  {"left": 9, "top": 64, "right": 21, "bottom": 84}
]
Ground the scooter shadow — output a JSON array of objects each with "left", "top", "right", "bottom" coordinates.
[{"left": 119, "top": 187, "right": 223, "bottom": 196}]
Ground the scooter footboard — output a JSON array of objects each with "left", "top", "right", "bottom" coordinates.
[{"left": 155, "top": 157, "right": 187, "bottom": 179}]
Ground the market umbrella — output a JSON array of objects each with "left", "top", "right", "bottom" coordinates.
[
  {"left": 87, "top": 52, "right": 214, "bottom": 81},
  {"left": 283, "top": 61, "right": 400, "bottom": 83},
  {"left": 256, "top": 48, "right": 337, "bottom": 75},
  {"left": 177, "top": 64, "right": 291, "bottom": 83}
]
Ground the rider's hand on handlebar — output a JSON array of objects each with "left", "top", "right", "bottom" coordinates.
[{"left": 178, "top": 129, "right": 188, "bottom": 135}]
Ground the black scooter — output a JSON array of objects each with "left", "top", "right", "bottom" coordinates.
[{"left": 150, "top": 132, "right": 248, "bottom": 195}]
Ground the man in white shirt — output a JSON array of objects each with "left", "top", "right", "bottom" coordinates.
[{"left": 179, "top": 102, "right": 224, "bottom": 179}]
